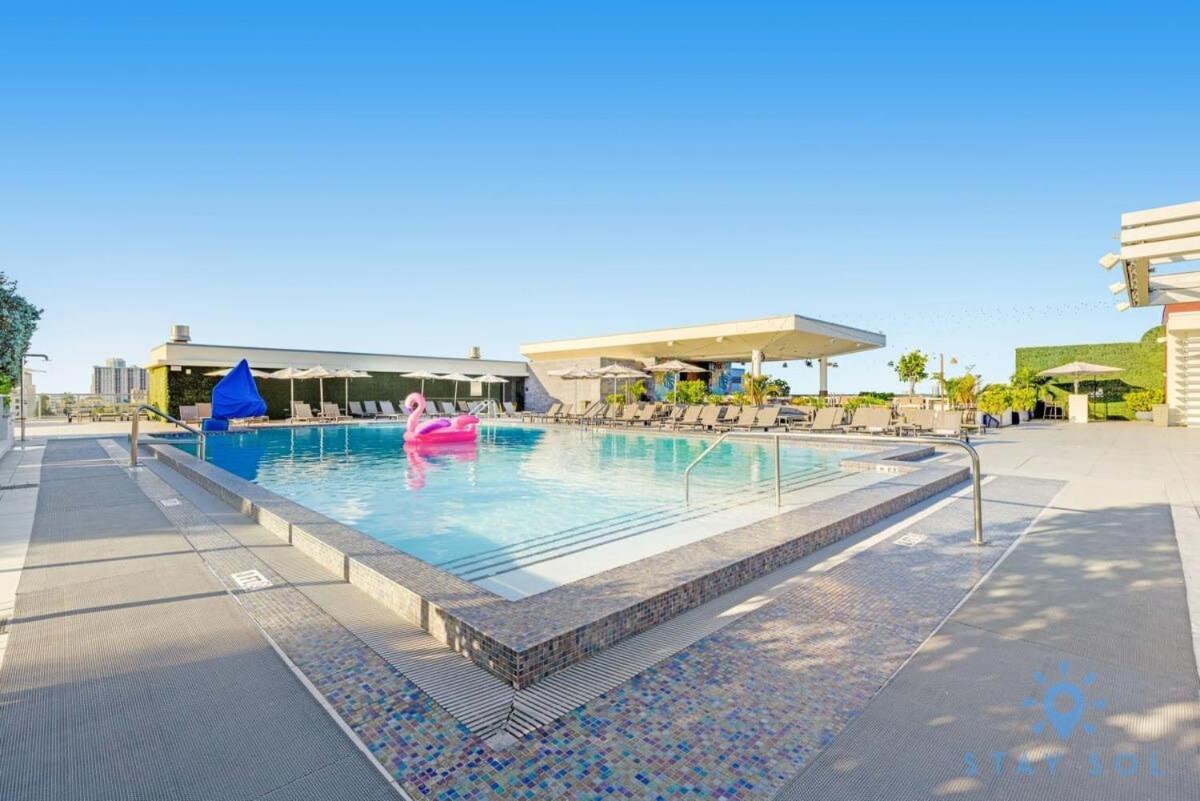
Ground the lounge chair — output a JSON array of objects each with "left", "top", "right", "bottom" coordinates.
[
  {"left": 900, "top": 408, "right": 934, "bottom": 435},
  {"left": 627, "top": 404, "right": 657, "bottom": 426},
  {"left": 527, "top": 402, "right": 560, "bottom": 422},
  {"left": 503, "top": 401, "right": 519, "bottom": 417},
  {"left": 378, "top": 400, "right": 404, "bottom": 419},
  {"left": 195, "top": 403, "right": 213, "bottom": 422},
  {"left": 728, "top": 405, "right": 760, "bottom": 430},
  {"left": 808, "top": 406, "right": 844, "bottom": 432},
  {"left": 931, "top": 409, "right": 963, "bottom": 437},
  {"left": 582, "top": 402, "right": 609, "bottom": 424},
  {"left": 612, "top": 403, "right": 640, "bottom": 425},
  {"left": 696, "top": 405, "right": 723, "bottom": 430},
  {"left": 348, "top": 401, "right": 368, "bottom": 418},
  {"left": 843, "top": 406, "right": 890, "bottom": 433},
  {"left": 178, "top": 405, "right": 200, "bottom": 426},
  {"left": 439, "top": 401, "right": 458, "bottom": 416},
  {"left": 714, "top": 405, "right": 749, "bottom": 430},
  {"left": 658, "top": 405, "right": 686, "bottom": 427},
  {"left": 320, "top": 403, "right": 346, "bottom": 422},
  {"left": 362, "top": 400, "right": 383, "bottom": 418},
  {"left": 291, "top": 402, "right": 317, "bottom": 422},
  {"left": 670, "top": 405, "right": 704, "bottom": 429},
  {"left": 737, "top": 405, "right": 780, "bottom": 431}
]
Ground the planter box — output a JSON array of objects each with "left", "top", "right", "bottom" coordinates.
[
  {"left": 1152, "top": 404, "right": 1170, "bottom": 427},
  {"left": 1135, "top": 411, "right": 1153, "bottom": 421}
]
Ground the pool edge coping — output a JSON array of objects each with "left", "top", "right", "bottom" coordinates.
[{"left": 147, "top": 435, "right": 968, "bottom": 688}]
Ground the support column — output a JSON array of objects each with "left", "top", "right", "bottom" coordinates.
[
  {"left": 751, "top": 349, "right": 763, "bottom": 378},
  {"left": 818, "top": 357, "right": 828, "bottom": 397}
]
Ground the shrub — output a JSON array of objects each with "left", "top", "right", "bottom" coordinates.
[
  {"left": 1124, "top": 388, "right": 1164, "bottom": 412},
  {"left": 605, "top": 393, "right": 626, "bottom": 405},
  {"left": 977, "top": 385, "right": 1013, "bottom": 417},
  {"left": 790, "top": 395, "right": 826, "bottom": 408},
  {"left": 844, "top": 395, "right": 889, "bottom": 413},
  {"left": 1009, "top": 387, "right": 1037, "bottom": 412},
  {"left": 668, "top": 379, "right": 708, "bottom": 404}
]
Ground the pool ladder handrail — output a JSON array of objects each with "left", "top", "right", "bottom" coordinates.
[
  {"left": 129, "top": 404, "right": 206, "bottom": 466},
  {"left": 683, "top": 430, "right": 984, "bottom": 546}
]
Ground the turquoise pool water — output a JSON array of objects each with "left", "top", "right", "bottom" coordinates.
[{"left": 166, "top": 424, "right": 856, "bottom": 580}]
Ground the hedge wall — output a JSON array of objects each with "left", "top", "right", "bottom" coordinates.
[
  {"left": 161, "top": 367, "right": 524, "bottom": 420},
  {"left": 1014, "top": 326, "right": 1165, "bottom": 419}
]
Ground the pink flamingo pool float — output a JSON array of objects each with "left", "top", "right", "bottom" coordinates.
[{"left": 403, "top": 392, "right": 479, "bottom": 445}]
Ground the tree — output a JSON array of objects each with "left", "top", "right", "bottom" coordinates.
[
  {"left": 744, "top": 374, "right": 784, "bottom": 405},
  {"left": 894, "top": 350, "right": 929, "bottom": 395},
  {"left": 767, "top": 377, "right": 790, "bottom": 397},
  {"left": 1011, "top": 366, "right": 1052, "bottom": 399},
  {"left": 0, "top": 273, "right": 43, "bottom": 383}
]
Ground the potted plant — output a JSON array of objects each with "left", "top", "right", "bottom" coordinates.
[
  {"left": 1124, "top": 388, "right": 1164, "bottom": 422},
  {"left": 1009, "top": 387, "right": 1037, "bottom": 422},
  {"left": 977, "top": 385, "right": 1013, "bottom": 427}
]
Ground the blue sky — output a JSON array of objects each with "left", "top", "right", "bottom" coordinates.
[{"left": 4, "top": 2, "right": 1197, "bottom": 394}]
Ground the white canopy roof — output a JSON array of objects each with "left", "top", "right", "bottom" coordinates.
[{"left": 521, "top": 314, "right": 884, "bottom": 364}]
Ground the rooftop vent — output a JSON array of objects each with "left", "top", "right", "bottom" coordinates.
[
  {"left": 169, "top": 324, "right": 191, "bottom": 343},
  {"left": 468, "top": 346, "right": 481, "bottom": 359}
]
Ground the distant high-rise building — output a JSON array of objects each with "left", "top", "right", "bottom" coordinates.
[{"left": 91, "top": 357, "right": 148, "bottom": 402}]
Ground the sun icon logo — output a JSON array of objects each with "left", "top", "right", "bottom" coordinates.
[{"left": 1023, "top": 660, "right": 1106, "bottom": 740}]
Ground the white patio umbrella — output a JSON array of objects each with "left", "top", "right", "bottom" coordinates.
[
  {"left": 549, "top": 367, "right": 595, "bottom": 413},
  {"left": 295, "top": 365, "right": 336, "bottom": 409},
  {"left": 648, "top": 359, "right": 708, "bottom": 402},
  {"left": 1038, "top": 361, "right": 1124, "bottom": 394},
  {"left": 204, "top": 366, "right": 273, "bottom": 379},
  {"left": 330, "top": 368, "right": 371, "bottom": 410},
  {"left": 440, "top": 372, "right": 474, "bottom": 404},
  {"left": 476, "top": 374, "right": 508, "bottom": 408},
  {"left": 591, "top": 364, "right": 634, "bottom": 401},
  {"left": 401, "top": 370, "right": 442, "bottom": 397},
  {"left": 269, "top": 367, "right": 309, "bottom": 416}
]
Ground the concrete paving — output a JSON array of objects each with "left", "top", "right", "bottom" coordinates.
[
  {"left": 0, "top": 439, "right": 398, "bottom": 801},
  {"left": 2, "top": 421, "right": 1197, "bottom": 800},
  {"left": 775, "top": 421, "right": 1200, "bottom": 799}
]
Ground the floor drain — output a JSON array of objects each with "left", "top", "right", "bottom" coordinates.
[
  {"left": 160, "top": 498, "right": 182, "bottom": 507},
  {"left": 231, "top": 570, "right": 273, "bottom": 591},
  {"left": 0, "top": 483, "right": 38, "bottom": 491},
  {"left": 895, "top": 533, "right": 927, "bottom": 547}
]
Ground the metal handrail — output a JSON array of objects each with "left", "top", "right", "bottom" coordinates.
[
  {"left": 129, "top": 404, "right": 206, "bottom": 466},
  {"left": 683, "top": 430, "right": 984, "bottom": 545}
]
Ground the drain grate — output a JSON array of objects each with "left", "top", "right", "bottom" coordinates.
[
  {"left": 159, "top": 498, "right": 182, "bottom": 507},
  {"left": 895, "top": 532, "right": 927, "bottom": 547},
  {"left": 0, "top": 483, "right": 38, "bottom": 491},
  {"left": 230, "top": 569, "right": 273, "bottom": 591}
]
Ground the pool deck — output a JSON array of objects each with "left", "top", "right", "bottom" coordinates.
[{"left": 1, "top": 422, "right": 1198, "bottom": 799}]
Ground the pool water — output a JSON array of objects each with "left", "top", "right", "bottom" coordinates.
[{"left": 168, "top": 424, "right": 858, "bottom": 590}]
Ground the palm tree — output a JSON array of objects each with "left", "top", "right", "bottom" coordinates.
[{"left": 744, "top": 374, "right": 783, "bottom": 406}]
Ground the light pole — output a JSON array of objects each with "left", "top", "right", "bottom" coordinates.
[{"left": 17, "top": 353, "right": 49, "bottom": 443}]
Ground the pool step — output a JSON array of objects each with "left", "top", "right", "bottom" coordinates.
[
  {"left": 436, "top": 464, "right": 832, "bottom": 574},
  {"left": 456, "top": 468, "right": 854, "bottom": 582}
]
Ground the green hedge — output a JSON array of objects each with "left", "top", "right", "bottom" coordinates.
[
  {"left": 164, "top": 367, "right": 523, "bottom": 419},
  {"left": 1014, "top": 327, "right": 1165, "bottom": 420}
]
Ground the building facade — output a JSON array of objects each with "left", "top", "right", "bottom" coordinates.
[
  {"left": 91, "top": 357, "right": 149, "bottom": 402},
  {"left": 145, "top": 331, "right": 528, "bottom": 420}
]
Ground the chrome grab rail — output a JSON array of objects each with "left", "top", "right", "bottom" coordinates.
[
  {"left": 683, "top": 430, "right": 984, "bottom": 545},
  {"left": 129, "top": 404, "right": 206, "bottom": 466}
]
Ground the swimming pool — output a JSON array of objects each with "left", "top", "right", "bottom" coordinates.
[{"left": 166, "top": 424, "right": 867, "bottom": 597}]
